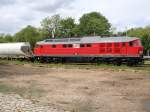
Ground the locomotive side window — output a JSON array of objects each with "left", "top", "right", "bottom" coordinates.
[
  {"left": 62, "top": 44, "right": 73, "bottom": 48},
  {"left": 129, "top": 41, "right": 140, "bottom": 47},
  {"left": 133, "top": 40, "right": 141, "bottom": 46},
  {"left": 68, "top": 44, "right": 73, "bottom": 48},
  {"left": 63, "top": 44, "right": 67, "bottom": 48},
  {"left": 80, "top": 44, "right": 85, "bottom": 48},
  {"left": 86, "top": 44, "right": 92, "bottom": 47},
  {"left": 129, "top": 42, "right": 134, "bottom": 46},
  {"left": 137, "top": 40, "right": 142, "bottom": 46},
  {"left": 52, "top": 45, "right": 56, "bottom": 48}
]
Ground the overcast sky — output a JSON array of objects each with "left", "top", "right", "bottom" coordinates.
[{"left": 0, "top": 0, "right": 150, "bottom": 35}]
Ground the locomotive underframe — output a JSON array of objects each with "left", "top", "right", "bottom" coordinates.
[{"left": 33, "top": 55, "right": 144, "bottom": 66}]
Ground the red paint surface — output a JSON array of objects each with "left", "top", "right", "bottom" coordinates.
[{"left": 34, "top": 39, "right": 143, "bottom": 57}]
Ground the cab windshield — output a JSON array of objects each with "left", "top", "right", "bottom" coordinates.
[{"left": 129, "top": 40, "right": 142, "bottom": 47}]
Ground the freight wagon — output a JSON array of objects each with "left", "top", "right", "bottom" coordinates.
[{"left": 0, "top": 42, "right": 32, "bottom": 58}]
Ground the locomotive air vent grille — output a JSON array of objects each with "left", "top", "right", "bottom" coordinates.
[{"left": 44, "top": 38, "right": 81, "bottom": 43}]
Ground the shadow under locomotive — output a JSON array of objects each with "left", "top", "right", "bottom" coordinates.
[{"left": 31, "top": 55, "right": 144, "bottom": 66}]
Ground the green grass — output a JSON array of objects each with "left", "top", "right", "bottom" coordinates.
[
  {"left": 0, "top": 59, "right": 32, "bottom": 65},
  {"left": 0, "top": 81, "right": 45, "bottom": 100},
  {"left": 0, "top": 59, "right": 150, "bottom": 72}
]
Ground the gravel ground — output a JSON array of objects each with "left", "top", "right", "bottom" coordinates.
[
  {"left": 0, "top": 93, "right": 64, "bottom": 112},
  {"left": 0, "top": 63, "right": 150, "bottom": 112}
]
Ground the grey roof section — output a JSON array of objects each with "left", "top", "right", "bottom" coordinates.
[{"left": 37, "top": 36, "right": 139, "bottom": 45}]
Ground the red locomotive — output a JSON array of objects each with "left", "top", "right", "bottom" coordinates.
[{"left": 33, "top": 36, "right": 144, "bottom": 66}]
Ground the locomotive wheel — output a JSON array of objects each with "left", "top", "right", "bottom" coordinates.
[
  {"left": 116, "top": 62, "right": 122, "bottom": 66},
  {"left": 127, "top": 61, "right": 136, "bottom": 66},
  {"left": 39, "top": 57, "right": 46, "bottom": 63},
  {"left": 114, "top": 60, "right": 122, "bottom": 66},
  {"left": 30, "top": 57, "right": 35, "bottom": 62},
  {"left": 61, "top": 58, "right": 66, "bottom": 63}
]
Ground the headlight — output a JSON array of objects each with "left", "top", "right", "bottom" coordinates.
[{"left": 139, "top": 50, "right": 143, "bottom": 55}]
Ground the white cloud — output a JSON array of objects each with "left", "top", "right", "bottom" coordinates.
[
  {"left": 0, "top": 0, "right": 150, "bottom": 34},
  {"left": 0, "top": 0, "right": 16, "bottom": 6},
  {"left": 70, "top": 0, "right": 150, "bottom": 31}
]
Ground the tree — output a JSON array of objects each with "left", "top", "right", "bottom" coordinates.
[
  {"left": 0, "top": 36, "right": 5, "bottom": 43},
  {"left": 0, "top": 34, "right": 14, "bottom": 43},
  {"left": 79, "top": 12, "right": 111, "bottom": 36},
  {"left": 14, "top": 25, "right": 41, "bottom": 50},
  {"left": 41, "top": 14, "right": 62, "bottom": 38},
  {"left": 60, "top": 17, "right": 76, "bottom": 37},
  {"left": 4, "top": 35, "right": 14, "bottom": 42}
]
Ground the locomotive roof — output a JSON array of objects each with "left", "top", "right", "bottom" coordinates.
[{"left": 37, "top": 36, "right": 139, "bottom": 45}]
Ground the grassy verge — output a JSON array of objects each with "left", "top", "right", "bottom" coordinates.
[
  {"left": 0, "top": 81, "right": 45, "bottom": 101},
  {"left": 0, "top": 59, "right": 150, "bottom": 72}
]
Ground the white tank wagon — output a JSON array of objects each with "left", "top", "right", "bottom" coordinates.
[{"left": 0, "top": 42, "right": 32, "bottom": 58}]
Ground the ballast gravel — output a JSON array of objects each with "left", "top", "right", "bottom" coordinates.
[{"left": 0, "top": 93, "right": 64, "bottom": 112}]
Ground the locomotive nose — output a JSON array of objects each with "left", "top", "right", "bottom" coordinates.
[{"left": 139, "top": 46, "right": 144, "bottom": 56}]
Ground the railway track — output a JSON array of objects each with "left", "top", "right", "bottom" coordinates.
[{"left": 144, "top": 56, "right": 150, "bottom": 60}]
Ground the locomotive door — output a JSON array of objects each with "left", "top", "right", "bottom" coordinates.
[{"left": 121, "top": 42, "right": 127, "bottom": 55}]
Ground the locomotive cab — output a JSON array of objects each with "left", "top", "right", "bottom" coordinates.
[
  {"left": 34, "top": 44, "right": 42, "bottom": 55},
  {"left": 127, "top": 39, "right": 143, "bottom": 57}
]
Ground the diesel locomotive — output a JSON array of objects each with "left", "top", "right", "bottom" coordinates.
[{"left": 33, "top": 36, "right": 144, "bottom": 66}]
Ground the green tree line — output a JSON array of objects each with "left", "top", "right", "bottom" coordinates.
[
  {"left": 0, "top": 12, "right": 111, "bottom": 49},
  {"left": 0, "top": 11, "right": 150, "bottom": 55}
]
